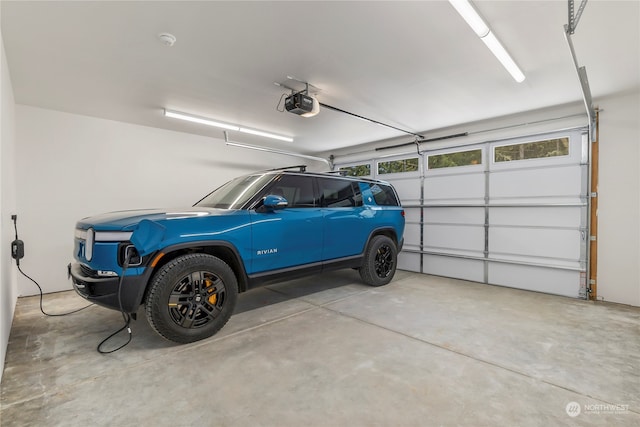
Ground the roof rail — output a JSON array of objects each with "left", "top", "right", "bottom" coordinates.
[
  {"left": 321, "top": 170, "right": 349, "bottom": 176},
  {"left": 262, "top": 165, "right": 307, "bottom": 172}
]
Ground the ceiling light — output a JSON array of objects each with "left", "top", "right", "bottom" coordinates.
[
  {"left": 448, "top": 0, "right": 525, "bottom": 83},
  {"left": 480, "top": 32, "right": 526, "bottom": 83},
  {"left": 164, "top": 110, "right": 239, "bottom": 131},
  {"left": 238, "top": 127, "right": 293, "bottom": 142},
  {"left": 164, "top": 109, "right": 293, "bottom": 142}
]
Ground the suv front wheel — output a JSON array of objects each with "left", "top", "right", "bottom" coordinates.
[
  {"left": 145, "top": 253, "right": 238, "bottom": 343},
  {"left": 359, "top": 235, "right": 398, "bottom": 287}
]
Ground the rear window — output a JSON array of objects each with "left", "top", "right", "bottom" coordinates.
[{"left": 368, "top": 183, "right": 400, "bottom": 206}]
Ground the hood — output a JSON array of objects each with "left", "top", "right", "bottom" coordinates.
[{"left": 76, "top": 207, "right": 231, "bottom": 230}]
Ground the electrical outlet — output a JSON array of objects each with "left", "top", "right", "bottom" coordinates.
[{"left": 11, "top": 214, "right": 17, "bottom": 221}]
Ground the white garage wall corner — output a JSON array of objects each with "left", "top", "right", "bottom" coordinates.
[
  {"left": 1, "top": 28, "right": 18, "bottom": 384},
  {"left": 15, "top": 106, "right": 326, "bottom": 297},
  {"left": 596, "top": 89, "right": 640, "bottom": 307}
]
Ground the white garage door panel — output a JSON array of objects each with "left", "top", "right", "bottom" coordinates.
[
  {"left": 490, "top": 165, "right": 583, "bottom": 200},
  {"left": 424, "top": 173, "right": 484, "bottom": 203},
  {"left": 490, "top": 206, "right": 583, "bottom": 228},
  {"left": 489, "top": 228, "right": 582, "bottom": 260},
  {"left": 386, "top": 178, "right": 421, "bottom": 204},
  {"left": 402, "top": 207, "right": 421, "bottom": 249},
  {"left": 423, "top": 255, "right": 484, "bottom": 282},
  {"left": 403, "top": 223, "right": 421, "bottom": 248},
  {"left": 426, "top": 207, "right": 484, "bottom": 225},
  {"left": 424, "top": 224, "right": 485, "bottom": 252},
  {"left": 353, "top": 129, "right": 588, "bottom": 299},
  {"left": 489, "top": 263, "right": 581, "bottom": 298},
  {"left": 398, "top": 252, "right": 420, "bottom": 272},
  {"left": 403, "top": 207, "right": 421, "bottom": 223}
]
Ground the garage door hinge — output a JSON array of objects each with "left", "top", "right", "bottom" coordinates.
[
  {"left": 590, "top": 235, "right": 597, "bottom": 241},
  {"left": 590, "top": 192, "right": 597, "bottom": 198}
]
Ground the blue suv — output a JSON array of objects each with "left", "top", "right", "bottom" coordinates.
[{"left": 69, "top": 166, "right": 405, "bottom": 343}]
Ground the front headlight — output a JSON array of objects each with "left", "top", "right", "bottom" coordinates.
[{"left": 94, "top": 231, "right": 133, "bottom": 242}]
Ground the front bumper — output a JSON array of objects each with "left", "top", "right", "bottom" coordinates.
[{"left": 69, "top": 263, "right": 149, "bottom": 313}]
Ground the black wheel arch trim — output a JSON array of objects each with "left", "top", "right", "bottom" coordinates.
[
  {"left": 364, "top": 226, "right": 400, "bottom": 251},
  {"left": 132, "top": 240, "right": 250, "bottom": 310}
]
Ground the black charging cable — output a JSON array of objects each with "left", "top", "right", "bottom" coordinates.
[
  {"left": 12, "top": 216, "right": 93, "bottom": 317},
  {"left": 96, "top": 254, "right": 133, "bottom": 354}
]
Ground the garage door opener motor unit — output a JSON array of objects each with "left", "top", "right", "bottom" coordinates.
[{"left": 284, "top": 92, "right": 316, "bottom": 115}]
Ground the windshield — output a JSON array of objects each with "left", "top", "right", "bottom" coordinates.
[{"left": 194, "top": 174, "right": 273, "bottom": 209}]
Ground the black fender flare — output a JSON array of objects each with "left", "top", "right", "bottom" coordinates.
[{"left": 131, "top": 240, "right": 250, "bottom": 310}]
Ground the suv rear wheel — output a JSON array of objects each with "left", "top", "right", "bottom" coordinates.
[
  {"left": 359, "top": 235, "right": 398, "bottom": 287},
  {"left": 145, "top": 253, "right": 238, "bottom": 343}
]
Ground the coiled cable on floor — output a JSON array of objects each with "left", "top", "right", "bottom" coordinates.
[
  {"left": 12, "top": 216, "right": 94, "bottom": 317},
  {"left": 17, "top": 265, "right": 94, "bottom": 317}
]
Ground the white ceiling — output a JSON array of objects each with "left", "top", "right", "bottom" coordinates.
[{"left": 2, "top": 1, "right": 638, "bottom": 154}]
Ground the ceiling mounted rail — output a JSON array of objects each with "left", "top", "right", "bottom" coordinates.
[
  {"left": 275, "top": 78, "right": 424, "bottom": 138},
  {"left": 375, "top": 132, "right": 469, "bottom": 152},
  {"left": 317, "top": 103, "right": 424, "bottom": 138},
  {"left": 223, "top": 131, "right": 332, "bottom": 168},
  {"left": 567, "top": 0, "right": 589, "bottom": 35},
  {"left": 564, "top": 0, "right": 596, "bottom": 142}
]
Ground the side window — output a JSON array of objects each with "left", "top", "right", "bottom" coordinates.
[
  {"left": 368, "top": 183, "right": 400, "bottom": 206},
  {"left": 318, "top": 178, "right": 362, "bottom": 208},
  {"left": 266, "top": 175, "right": 317, "bottom": 207}
]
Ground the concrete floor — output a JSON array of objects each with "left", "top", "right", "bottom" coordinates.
[{"left": 1, "top": 270, "right": 638, "bottom": 426}]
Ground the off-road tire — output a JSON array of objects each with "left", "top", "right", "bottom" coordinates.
[
  {"left": 145, "top": 253, "right": 238, "bottom": 343},
  {"left": 359, "top": 235, "right": 398, "bottom": 287}
]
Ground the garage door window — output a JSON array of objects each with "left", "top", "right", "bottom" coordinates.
[
  {"left": 428, "top": 149, "right": 482, "bottom": 169},
  {"left": 494, "top": 137, "right": 569, "bottom": 162},
  {"left": 378, "top": 157, "right": 419, "bottom": 174},
  {"left": 340, "top": 164, "right": 371, "bottom": 177}
]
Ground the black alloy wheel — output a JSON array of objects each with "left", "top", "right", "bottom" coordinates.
[
  {"left": 359, "top": 235, "right": 398, "bottom": 287},
  {"left": 145, "top": 254, "right": 238, "bottom": 343},
  {"left": 374, "top": 243, "right": 395, "bottom": 279}
]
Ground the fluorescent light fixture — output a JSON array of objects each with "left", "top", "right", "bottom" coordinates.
[
  {"left": 480, "top": 32, "right": 526, "bottom": 83},
  {"left": 164, "top": 109, "right": 293, "bottom": 142},
  {"left": 238, "top": 127, "right": 293, "bottom": 142},
  {"left": 448, "top": 0, "right": 525, "bottom": 83},
  {"left": 164, "top": 109, "right": 239, "bottom": 131},
  {"left": 449, "top": 0, "right": 489, "bottom": 37}
]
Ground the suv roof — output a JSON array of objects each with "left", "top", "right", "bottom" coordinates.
[{"left": 260, "top": 165, "right": 388, "bottom": 184}]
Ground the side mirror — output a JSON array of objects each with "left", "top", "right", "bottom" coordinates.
[{"left": 262, "top": 195, "right": 288, "bottom": 211}]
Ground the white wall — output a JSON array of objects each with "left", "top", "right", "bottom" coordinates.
[
  {"left": 1, "top": 26, "right": 18, "bottom": 383},
  {"left": 597, "top": 89, "right": 640, "bottom": 306},
  {"left": 15, "top": 106, "right": 326, "bottom": 296}
]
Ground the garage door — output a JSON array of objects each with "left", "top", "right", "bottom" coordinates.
[{"left": 338, "top": 129, "right": 589, "bottom": 299}]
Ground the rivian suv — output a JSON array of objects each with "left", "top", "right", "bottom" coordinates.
[{"left": 69, "top": 166, "right": 405, "bottom": 343}]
